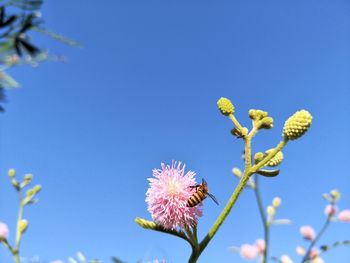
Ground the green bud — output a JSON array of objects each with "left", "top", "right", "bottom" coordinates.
[
  {"left": 217, "top": 97, "right": 234, "bottom": 116},
  {"left": 265, "top": 149, "right": 284, "bottom": 166},
  {"left": 259, "top": 117, "right": 274, "bottom": 129},
  {"left": 283, "top": 110, "right": 312, "bottom": 140},
  {"left": 8, "top": 169, "right": 16, "bottom": 177},
  {"left": 232, "top": 168, "right": 242, "bottom": 177},
  {"left": 33, "top": 185, "right": 42, "bottom": 194},
  {"left": 135, "top": 217, "right": 157, "bottom": 229},
  {"left": 19, "top": 219, "right": 28, "bottom": 233},
  {"left": 330, "top": 189, "right": 341, "bottom": 201},
  {"left": 254, "top": 152, "right": 264, "bottom": 163},
  {"left": 249, "top": 109, "right": 268, "bottom": 121}
]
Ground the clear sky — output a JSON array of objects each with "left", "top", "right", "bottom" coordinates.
[{"left": 1, "top": 0, "right": 350, "bottom": 262}]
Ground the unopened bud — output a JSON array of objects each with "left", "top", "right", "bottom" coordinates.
[
  {"left": 267, "top": 206, "right": 276, "bottom": 217},
  {"left": 330, "top": 189, "right": 341, "bottom": 201},
  {"left": 33, "top": 185, "right": 42, "bottom": 194},
  {"left": 135, "top": 217, "right": 157, "bottom": 229},
  {"left": 265, "top": 149, "right": 284, "bottom": 166},
  {"left": 8, "top": 169, "right": 16, "bottom": 177},
  {"left": 249, "top": 109, "right": 268, "bottom": 121},
  {"left": 254, "top": 152, "right": 264, "bottom": 163},
  {"left": 19, "top": 219, "right": 28, "bottom": 233},
  {"left": 217, "top": 97, "right": 234, "bottom": 116},
  {"left": 260, "top": 117, "right": 274, "bottom": 129},
  {"left": 283, "top": 110, "right": 312, "bottom": 140},
  {"left": 232, "top": 168, "right": 242, "bottom": 177},
  {"left": 272, "top": 197, "right": 281, "bottom": 208}
]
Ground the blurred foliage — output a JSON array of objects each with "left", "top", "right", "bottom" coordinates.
[{"left": 0, "top": 0, "right": 78, "bottom": 111}]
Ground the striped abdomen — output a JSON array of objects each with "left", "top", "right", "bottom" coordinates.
[{"left": 187, "top": 189, "right": 207, "bottom": 207}]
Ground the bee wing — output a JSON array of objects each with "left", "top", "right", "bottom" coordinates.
[{"left": 207, "top": 193, "right": 219, "bottom": 205}]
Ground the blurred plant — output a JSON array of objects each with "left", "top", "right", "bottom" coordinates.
[
  {"left": 135, "top": 97, "right": 313, "bottom": 262},
  {"left": 0, "top": 0, "right": 78, "bottom": 111},
  {"left": 0, "top": 168, "right": 41, "bottom": 263},
  {"left": 230, "top": 188, "right": 350, "bottom": 262},
  {"left": 67, "top": 251, "right": 101, "bottom": 263}
]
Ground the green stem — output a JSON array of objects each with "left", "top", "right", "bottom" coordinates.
[
  {"left": 254, "top": 175, "right": 269, "bottom": 263},
  {"left": 301, "top": 216, "right": 331, "bottom": 263},
  {"left": 14, "top": 192, "right": 24, "bottom": 263}
]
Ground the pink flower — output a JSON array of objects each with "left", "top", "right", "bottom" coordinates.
[
  {"left": 0, "top": 222, "right": 9, "bottom": 240},
  {"left": 324, "top": 204, "right": 337, "bottom": 216},
  {"left": 308, "top": 248, "right": 320, "bottom": 259},
  {"left": 255, "top": 239, "right": 266, "bottom": 254},
  {"left": 300, "top": 225, "right": 315, "bottom": 240},
  {"left": 240, "top": 244, "right": 258, "bottom": 260},
  {"left": 338, "top": 210, "right": 350, "bottom": 222},
  {"left": 146, "top": 161, "right": 202, "bottom": 230}
]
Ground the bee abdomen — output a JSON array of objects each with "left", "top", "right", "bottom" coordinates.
[{"left": 187, "top": 191, "right": 206, "bottom": 207}]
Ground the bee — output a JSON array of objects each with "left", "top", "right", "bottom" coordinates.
[{"left": 186, "top": 178, "right": 219, "bottom": 207}]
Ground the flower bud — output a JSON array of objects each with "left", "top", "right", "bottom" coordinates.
[
  {"left": 260, "top": 117, "right": 274, "bottom": 129},
  {"left": 283, "top": 110, "right": 312, "bottom": 140},
  {"left": 296, "top": 246, "right": 305, "bottom": 256},
  {"left": 300, "top": 225, "right": 315, "bottom": 240},
  {"left": 33, "top": 185, "right": 42, "bottom": 194},
  {"left": 338, "top": 210, "right": 350, "bottom": 222},
  {"left": 232, "top": 168, "right": 242, "bottom": 177},
  {"left": 217, "top": 97, "right": 234, "bottom": 116},
  {"left": 8, "top": 168, "right": 16, "bottom": 177},
  {"left": 330, "top": 189, "right": 341, "bottom": 201},
  {"left": 19, "top": 219, "right": 28, "bottom": 233},
  {"left": 267, "top": 206, "right": 275, "bottom": 217},
  {"left": 0, "top": 222, "right": 9, "bottom": 240},
  {"left": 135, "top": 217, "right": 157, "bottom": 229},
  {"left": 249, "top": 109, "right": 268, "bottom": 121},
  {"left": 254, "top": 152, "right": 264, "bottom": 163},
  {"left": 265, "top": 149, "right": 284, "bottom": 166},
  {"left": 280, "top": 255, "right": 293, "bottom": 263},
  {"left": 272, "top": 197, "right": 281, "bottom": 208}
]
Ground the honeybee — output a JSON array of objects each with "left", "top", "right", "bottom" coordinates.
[{"left": 186, "top": 178, "right": 219, "bottom": 207}]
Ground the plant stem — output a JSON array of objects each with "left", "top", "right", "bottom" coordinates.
[
  {"left": 301, "top": 216, "right": 332, "bottom": 263},
  {"left": 13, "top": 191, "right": 24, "bottom": 263},
  {"left": 254, "top": 175, "right": 269, "bottom": 263}
]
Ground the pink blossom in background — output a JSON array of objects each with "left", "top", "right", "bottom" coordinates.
[
  {"left": 324, "top": 204, "right": 337, "bottom": 216},
  {"left": 300, "top": 225, "right": 315, "bottom": 240},
  {"left": 255, "top": 239, "right": 266, "bottom": 254},
  {"left": 308, "top": 248, "right": 320, "bottom": 259},
  {"left": 146, "top": 161, "right": 202, "bottom": 230},
  {"left": 239, "top": 244, "right": 258, "bottom": 260},
  {"left": 338, "top": 209, "right": 350, "bottom": 222},
  {"left": 0, "top": 222, "right": 9, "bottom": 240}
]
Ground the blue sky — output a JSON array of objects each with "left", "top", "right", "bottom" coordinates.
[{"left": 1, "top": 0, "right": 350, "bottom": 262}]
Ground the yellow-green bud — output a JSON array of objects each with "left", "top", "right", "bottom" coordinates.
[
  {"left": 296, "top": 246, "right": 305, "bottom": 256},
  {"left": 330, "top": 189, "right": 341, "bottom": 201},
  {"left": 19, "top": 219, "right": 28, "bottom": 233},
  {"left": 267, "top": 206, "right": 276, "bottom": 217},
  {"left": 232, "top": 168, "right": 242, "bottom": 177},
  {"left": 26, "top": 189, "right": 35, "bottom": 198},
  {"left": 249, "top": 109, "right": 268, "bottom": 121},
  {"left": 135, "top": 217, "right": 157, "bottom": 229},
  {"left": 283, "top": 110, "right": 312, "bottom": 140},
  {"left": 254, "top": 152, "right": 264, "bottom": 163},
  {"left": 8, "top": 169, "right": 16, "bottom": 177},
  {"left": 265, "top": 149, "right": 284, "bottom": 166},
  {"left": 260, "top": 117, "right": 274, "bottom": 129},
  {"left": 272, "top": 197, "right": 281, "bottom": 208},
  {"left": 217, "top": 97, "right": 234, "bottom": 116},
  {"left": 33, "top": 185, "right": 42, "bottom": 194},
  {"left": 24, "top": 174, "right": 33, "bottom": 182}
]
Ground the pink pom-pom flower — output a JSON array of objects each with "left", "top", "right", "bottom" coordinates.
[
  {"left": 146, "top": 161, "right": 202, "bottom": 230},
  {"left": 240, "top": 244, "right": 258, "bottom": 260},
  {"left": 300, "top": 225, "right": 315, "bottom": 240},
  {"left": 0, "top": 222, "right": 9, "bottom": 240},
  {"left": 338, "top": 210, "right": 350, "bottom": 222}
]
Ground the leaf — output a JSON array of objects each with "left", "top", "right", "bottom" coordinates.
[
  {"left": 33, "top": 26, "right": 81, "bottom": 47},
  {"left": 257, "top": 169, "right": 280, "bottom": 177},
  {"left": 0, "top": 70, "right": 20, "bottom": 88}
]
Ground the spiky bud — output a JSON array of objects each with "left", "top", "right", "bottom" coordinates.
[
  {"left": 265, "top": 149, "right": 284, "bottom": 166},
  {"left": 19, "top": 219, "right": 28, "bottom": 233},
  {"left": 283, "top": 110, "right": 312, "bottom": 140},
  {"left": 249, "top": 109, "right": 268, "bottom": 121},
  {"left": 217, "top": 97, "right": 234, "bottom": 116}
]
